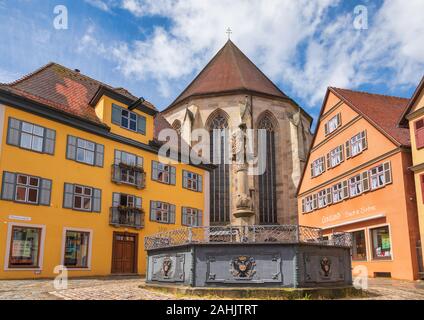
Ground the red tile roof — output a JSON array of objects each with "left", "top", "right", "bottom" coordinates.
[
  {"left": 330, "top": 87, "right": 410, "bottom": 147},
  {"left": 399, "top": 75, "right": 424, "bottom": 126},
  {"left": 1, "top": 62, "right": 156, "bottom": 127},
  {"left": 165, "top": 40, "right": 290, "bottom": 110}
]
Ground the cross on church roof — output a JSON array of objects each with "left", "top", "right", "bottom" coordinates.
[{"left": 226, "top": 27, "right": 232, "bottom": 40}]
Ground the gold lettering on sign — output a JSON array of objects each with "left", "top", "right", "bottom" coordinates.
[{"left": 321, "top": 206, "right": 378, "bottom": 225}]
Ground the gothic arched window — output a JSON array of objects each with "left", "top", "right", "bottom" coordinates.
[
  {"left": 258, "top": 115, "right": 277, "bottom": 224},
  {"left": 209, "top": 114, "right": 230, "bottom": 225}
]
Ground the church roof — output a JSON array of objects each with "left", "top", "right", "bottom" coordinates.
[{"left": 165, "top": 40, "right": 291, "bottom": 111}]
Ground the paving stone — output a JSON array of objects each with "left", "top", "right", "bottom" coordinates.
[{"left": 0, "top": 277, "right": 423, "bottom": 300}]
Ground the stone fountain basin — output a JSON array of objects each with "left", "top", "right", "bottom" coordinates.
[{"left": 146, "top": 242, "right": 352, "bottom": 289}]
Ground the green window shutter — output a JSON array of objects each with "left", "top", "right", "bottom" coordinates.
[
  {"left": 198, "top": 175, "right": 203, "bottom": 192},
  {"left": 170, "top": 167, "right": 176, "bottom": 185},
  {"left": 66, "top": 135, "right": 77, "bottom": 160},
  {"left": 150, "top": 201, "right": 156, "bottom": 221},
  {"left": 39, "top": 178, "right": 52, "bottom": 206},
  {"left": 135, "top": 197, "right": 142, "bottom": 209},
  {"left": 346, "top": 140, "right": 351, "bottom": 159},
  {"left": 137, "top": 156, "right": 143, "bottom": 168},
  {"left": 112, "top": 193, "right": 120, "bottom": 207},
  {"left": 183, "top": 171, "right": 188, "bottom": 188},
  {"left": 114, "top": 150, "right": 122, "bottom": 165},
  {"left": 112, "top": 104, "right": 121, "bottom": 125},
  {"left": 152, "top": 161, "right": 158, "bottom": 181},
  {"left": 92, "top": 188, "right": 102, "bottom": 213},
  {"left": 63, "top": 183, "right": 74, "bottom": 208},
  {"left": 362, "top": 172, "right": 370, "bottom": 192},
  {"left": 137, "top": 115, "right": 146, "bottom": 135},
  {"left": 384, "top": 162, "right": 392, "bottom": 185},
  {"left": 7, "top": 118, "right": 21, "bottom": 146},
  {"left": 182, "top": 207, "right": 187, "bottom": 225},
  {"left": 362, "top": 130, "right": 368, "bottom": 150},
  {"left": 1, "top": 172, "right": 16, "bottom": 201},
  {"left": 136, "top": 171, "right": 144, "bottom": 189},
  {"left": 43, "top": 128, "right": 56, "bottom": 155},
  {"left": 95, "top": 143, "right": 104, "bottom": 167},
  {"left": 169, "top": 204, "right": 176, "bottom": 224},
  {"left": 197, "top": 210, "right": 203, "bottom": 227}
]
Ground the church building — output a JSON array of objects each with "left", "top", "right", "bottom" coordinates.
[{"left": 162, "top": 40, "right": 313, "bottom": 225}]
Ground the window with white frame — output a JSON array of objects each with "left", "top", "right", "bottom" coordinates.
[
  {"left": 8, "top": 226, "right": 42, "bottom": 268},
  {"left": 311, "top": 157, "right": 325, "bottom": 177},
  {"left": 64, "top": 230, "right": 90, "bottom": 269},
  {"left": 7, "top": 118, "right": 55, "bottom": 155},
  {"left": 370, "top": 162, "right": 392, "bottom": 190},
  {"left": 317, "top": 189, "right": 328, "bottom": 208},
  {"left": 350, "top": 131, "right": 367, "bottom": 157},
  {"left": 349, "top": 174, "right": 363, "bottom": 197},
  {"left": 76, "top": 138, "right": 96, "bottom": 165},
  {"left": 152, "top": 161, "right": 176, "bottom": 185},
  {"left": 332, "top": 182, "right": 344, "bottom": 203},
  {"left": 15, "top": 174, "right": 40, "bottom": 204},
  {"left": 183, "top": 170, "right": 202, "bottom": 192},
  {"left": 303, "top": 195, "right": 314, "bottom": 213},
  {"left": 182, "top": 207, "right": 202, "bottom": 227},
  {"left": 20, "top": 122, "right": 44, "bottom": 152},
  {"left": 111, "top": 104, "right": 146, "bottom": 135},
  {"left": 330, "top": 145, "right": 344, "bottom": 168},
  {"left": 325, "top": 114, "right": 341, "bottom": 135},
  {"left": 150, "top": 201, "right": 176, "bottom": 224},
  {"left": 73, "top": 185, "right": 93, "bottom": 211}
]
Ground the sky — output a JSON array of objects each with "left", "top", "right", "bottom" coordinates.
[{"left": 0, "top": 0, "right": 423, "bottom": 124}]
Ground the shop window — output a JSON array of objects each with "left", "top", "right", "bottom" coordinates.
[
  {"left": 371, "top": 226, "right": 392, "bottom": 260},
  {"left": 352, "top": 230, "right": 367, "bottom": 261},
  {"left": 64, "top": 230, "right": 90, "bottom": 268},
  {"left": 8, "top": 226, "right": 42, "bottom": 268}
]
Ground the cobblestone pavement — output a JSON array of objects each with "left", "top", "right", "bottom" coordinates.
[
  {"left": 355, "top": 278, "right": 424, "bottom": 300},
  {"left": 0, "top": 277, "right": 423, "bottom": 300}
]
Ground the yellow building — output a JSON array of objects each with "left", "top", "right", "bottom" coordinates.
[
  {"left": 0, "top": 63, "right": 211, "bottom": 279},
  {"left": 400, "top": 76, "right": 424, "bottom": 278}
]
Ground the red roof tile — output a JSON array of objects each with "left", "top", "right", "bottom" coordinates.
[
  {"left": 166, "top": 40, "right": 289, "bottom": 110},
  {"left": 330, "top": 87, "right": 410, "bottom": 147},
  {"left": 2, "top": 62, "right": 156, "bottom": 126}
]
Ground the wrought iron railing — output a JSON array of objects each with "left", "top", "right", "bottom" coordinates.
[
  {"left": 144, "top": 225, "right": 352, "bottom": 250},
  {"left": 110, "top": 207, "right": 144, "bottom": 229},
  {"left": 111, "top": 164, "right": 146, "bottom": 189}
]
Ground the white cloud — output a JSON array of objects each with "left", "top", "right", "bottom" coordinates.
[
  {"left": 82, "top": 0, "right": 424, "bottom": 106},
  {"left": 0, "top": 68, "right": 19, "bottom": 84},
  {"left": 84, "top": 0, "right": 113, "bottom": 12}
]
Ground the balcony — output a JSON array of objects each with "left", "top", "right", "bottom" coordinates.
[
  {"left": 110, "top": 207, "right": 145, "bottom": 229},
  {"left": 111, "top": 163, "right": 146, "bottom": 189}
]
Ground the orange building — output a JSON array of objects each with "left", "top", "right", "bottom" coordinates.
[{"left": 297, "top": 87, "right": 422, "bottom": 280}]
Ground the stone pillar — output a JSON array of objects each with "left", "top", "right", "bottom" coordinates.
[{"left": 233, "top": 163, "right": 255, "bottom": 226}]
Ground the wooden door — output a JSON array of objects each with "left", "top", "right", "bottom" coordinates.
[{"left": 111, "top": 233, "right": 138, "bottom": 274}]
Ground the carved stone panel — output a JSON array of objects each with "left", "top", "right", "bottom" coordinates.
[
  {"left": 206, "top": 253, "right": 282, "bottom": 284},
  {"left": 303, "top": 254, "right": 345, "bottom": 283},
  {"left": 151, "top": 254, "right": 185, "bottom": 282}
]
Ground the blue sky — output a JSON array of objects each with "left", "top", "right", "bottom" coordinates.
[{"left": 0, "top": 0, "right": 423, "bottom": 122}]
